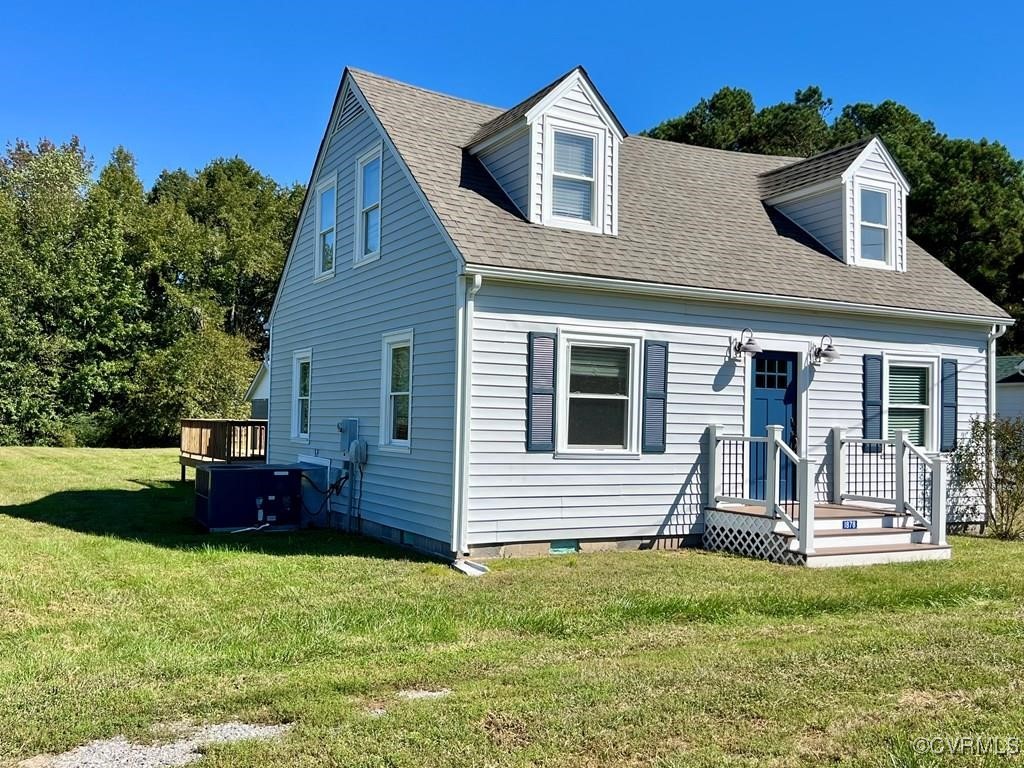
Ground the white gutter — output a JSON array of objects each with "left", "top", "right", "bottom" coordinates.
[
  {"left": 987, "top": 323, "right": 1008, "bottom": 523},
  {"left": 451, "top": 274, "right": 483, "bottom": 561},
  {"left": 463, "top": 264, "right": 1012, "bottom": 328}
]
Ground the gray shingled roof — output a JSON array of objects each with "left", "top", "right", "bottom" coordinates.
[
  {"left": 758, "top": 137, "right": 873, "bottom": 199},
  {"left": 349, "top": 68, "right": 1008, "bottom": 320},
  {"left": 997, "top": 355, "right": 1024, "bottom": 383},
  {"left": 467, "top": 69, "right": 574, "bottom": 146}
]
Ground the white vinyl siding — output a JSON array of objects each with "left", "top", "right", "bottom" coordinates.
[
  {"left": 477, "top": 129, "right": 531, "bottom": 217},
  {"left": 466, "top": 281, "right": 990, "bottom": 544},
  {"left": 776, "top": 188, "right": 844, "bottom": 259},
  {"left": 268, "top": 92, "right": 457, "bottom": 546}
]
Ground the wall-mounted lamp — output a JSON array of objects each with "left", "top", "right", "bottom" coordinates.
[
  {"left": 812, "top": 334, "right": 840, "bottom": 366},
  {"left": 730, "top": 328, "right": 762, "bottom": 361}
]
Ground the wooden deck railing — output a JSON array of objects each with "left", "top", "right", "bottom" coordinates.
[{"left": 179, "top": 418, "right": 267, "bottom": 479}]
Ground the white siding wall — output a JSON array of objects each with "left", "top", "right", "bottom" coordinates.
[
  {"left": 777, "top": 188, "right": 844, "bottom": 258},
  {"left": 997, "top": 383, "right": 1024, "bottom": 419},
  {"left": 478, "top": 129, "right": 531, "bottom": 216},
  {"left": 467, "top": 282, "right": 989, "bottom": 545},
  {"left": 268, "top": 100, "right": 459, "bottom": 546}
]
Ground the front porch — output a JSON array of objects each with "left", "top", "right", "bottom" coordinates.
[{"left": 704, "top": 424, "right": 952, "bottom": 567}]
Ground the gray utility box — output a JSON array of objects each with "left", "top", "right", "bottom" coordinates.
[{"left": 194, "top": 464, "right": 305, "bottom": 532}]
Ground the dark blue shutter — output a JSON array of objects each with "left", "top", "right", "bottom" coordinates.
[
  {"left": 642, "top": 341, "right": 668, "bottom": 453},
  {"left": 526, "top": 332, "right": 557, "bottom": 452},
  {"left": 940, "top": 358, "right": 958, "bottom": 452},
  {"left": 863, "top": 354, "right": 883, "bottom": 453}
]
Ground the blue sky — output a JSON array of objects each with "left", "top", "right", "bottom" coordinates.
[{"left": 4, "top": 1, "right": 1022, "bottom": 187}]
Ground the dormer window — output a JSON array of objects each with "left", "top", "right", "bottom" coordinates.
[
  {"left": 860, "top": 188, "right": 889, "bottom": 264},
  {"left": 552, "top": 131, "right": 596, "bottom": 223}
]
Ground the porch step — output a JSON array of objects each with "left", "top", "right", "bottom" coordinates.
[
  {"left": 804, "top": 543, "right": 952, "bottom": 568},
  {"left": 783, "top": 526, "right": 929, "bottom": 550}
]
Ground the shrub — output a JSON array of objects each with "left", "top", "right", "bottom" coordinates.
[{"left": 950, "top": 417, "right": 1024, "bottom": 540}]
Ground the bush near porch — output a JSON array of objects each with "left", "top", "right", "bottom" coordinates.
[{"left": 1, "top": 447, "right": 1023, "bottom": 767}]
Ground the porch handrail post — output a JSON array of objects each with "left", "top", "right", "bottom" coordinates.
[
  {"left": 797, "top": 456, "right": 815, "bottom": 555},
  {"left": 831, "top": 426, "right": 845, "bottom": 504},
  {"left": 930, "top": 454, "right": 948, "bottom": 546},
  {"left": 894, "top": 429, "right": 908, "bottom": 515},
  {"left": 707, "top": 424, "right": 724, "bottom": 507},
  {"left": 765, "top": 425, "right": 782, "bottom": 518}
]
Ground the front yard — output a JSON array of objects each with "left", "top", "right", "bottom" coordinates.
[{"left": 1, "top": 448, "right": 1022, "bottom": 767}]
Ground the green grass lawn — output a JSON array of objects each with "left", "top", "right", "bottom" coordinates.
[{"left": 1, "top": 447, "right": 1023, "bottom": 767}]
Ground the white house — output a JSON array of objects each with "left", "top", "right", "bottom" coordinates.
[
  {"left": 996, "top": 356, "right": 1024, "bottom": 419},
  {"left": 263, "top": 66, "right": 1010, "bottom": 567}
]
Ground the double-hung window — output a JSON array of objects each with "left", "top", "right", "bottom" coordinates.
[
  {"left": 380, "top": 330, "right": 412, "bottom": 450},
  {"left": 556, "top": 333, "right": 642, "bottom": 455},
  {"left": 292, "top": 350, "right": 311, "bottom": 440},
  {"left": 356, "top": 146, "right": 382, "bottom": 265},
  {"left": 551, "top": 130, "right": 596, "bottom": 224},
  {"left": 887, "top": 365, "right": 930, "bottom": 447},
  {"left": 315, "top": 181, "right": 336, "bottom": 278},
  {"left": 859, "top": 187, "right": 889, "bottom": 264}
]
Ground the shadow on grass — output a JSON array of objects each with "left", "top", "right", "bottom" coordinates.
[{"left": 0, "top": 482, "right": 432, "bottom": 561}]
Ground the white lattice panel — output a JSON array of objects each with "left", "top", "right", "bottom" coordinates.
[{"left": 704, "top": 509, "right": 805, "bottom": 566}]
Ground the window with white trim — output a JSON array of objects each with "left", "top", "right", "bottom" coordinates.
[
  {"left": 860, "top": 187, "right": 889, "bottom": 264},
  {"left": 887, "top": 365, "right": 930, "bottom": 447},
  {"left": 315, "top": 181, "right": 335, "bottom": 278},
  {"left": 380, "top": 330, "right": 412, "bottom": 449},
  {"left": 292, "top": 350, "right": 311, "bottom": 439},
  {"left": 355, "top": 146, "right": 382, "bottom": 265},
  {"left": 557, "top": 333, "right": 642, "bottom": 454},
  {"left": 551, "top": 131, "right": 596, "bottom": 223}
]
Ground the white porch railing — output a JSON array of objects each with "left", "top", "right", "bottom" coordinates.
[
  {"left": 831, "top": 427, "right": 947, "bottom": 546},
  {"left": 707, "top": 424, "right": 816, "bottom": 555}
]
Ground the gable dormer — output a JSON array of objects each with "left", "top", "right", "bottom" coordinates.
[
  {"left": 761, "top": 137, "right": 911, "bottom": 272},
  {"left": 468, "top": 67, "right": 626, "bottom": 235}
]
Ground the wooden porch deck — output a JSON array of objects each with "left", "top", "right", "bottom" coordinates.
[{"left": 179, "top": 418, "right": 267, "bottom": 480}]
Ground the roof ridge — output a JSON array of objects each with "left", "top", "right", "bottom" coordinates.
[
  {"left": 467, "top": 66, "right": 582, "bottom": 146},
  {"left": 346, "top": 67, "right": 503, "bottom": 112},
  {"left": 760, "top": 135, "right": 875, "bottom": 177},
  {"left": 630, "top": 134, "right": 800, "bottom": 163}
]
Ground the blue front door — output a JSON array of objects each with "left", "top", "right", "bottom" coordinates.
[{"left": 749, "top": 351, "right": 798, "bottom": 501}]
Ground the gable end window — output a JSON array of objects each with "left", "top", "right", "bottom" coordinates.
[
  {"left": 355, "top": 146, "right": 382, "bottom": 265},
  {"left": 860, "top": 188, "right": 889, "bottom": 263},
  {"left": 380, "top": 330, "right": 412, "bottom": 451},
  {"left": 552, "top": 131, "right": 596, "bottom": 223},
  {"left": 315, "top": 181, "right": 336, "bottom": 278},
  {"left": 292, "top": 350, "right": 312, "bottom": 440}
]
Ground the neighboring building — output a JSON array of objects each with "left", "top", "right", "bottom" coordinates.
[
  {"left": 263, "top": 66, "right": 1011, "bottom": 567},
  {"left": 245, "top": 362, "right": 270, "bottom": 420},
  {"left": 996, "top": 355, "right": 1024, "bottom": 419}
]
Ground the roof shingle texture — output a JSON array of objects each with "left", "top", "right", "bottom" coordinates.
[
  {"left": 758, "top": 137, "right": 873, "bottom": 199},
  {"left": 350, "top": 69, "right": 1007, "bottom": 320}
]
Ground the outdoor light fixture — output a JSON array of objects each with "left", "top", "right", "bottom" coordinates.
[
  {"left": 730, "top": 328, "right": 762, "bottom": 361},
  {"left": 812, "top": 334, "right": 840, "bottom": 366}
]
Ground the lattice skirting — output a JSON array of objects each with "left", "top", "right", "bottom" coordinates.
[{"left": 703, "top": 509, "right": 805, "bottom": 566}]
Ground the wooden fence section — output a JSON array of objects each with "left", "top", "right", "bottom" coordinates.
[{"left": 179, "top": 418, "right": 267, "bottom": 479}]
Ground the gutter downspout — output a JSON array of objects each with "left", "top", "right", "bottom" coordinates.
[
  {"left": 451, "top": 274, "right": 486, "bottom": 575},
  {"left": 987, "top": 323, "right": 1008, "bottom": 525}
]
